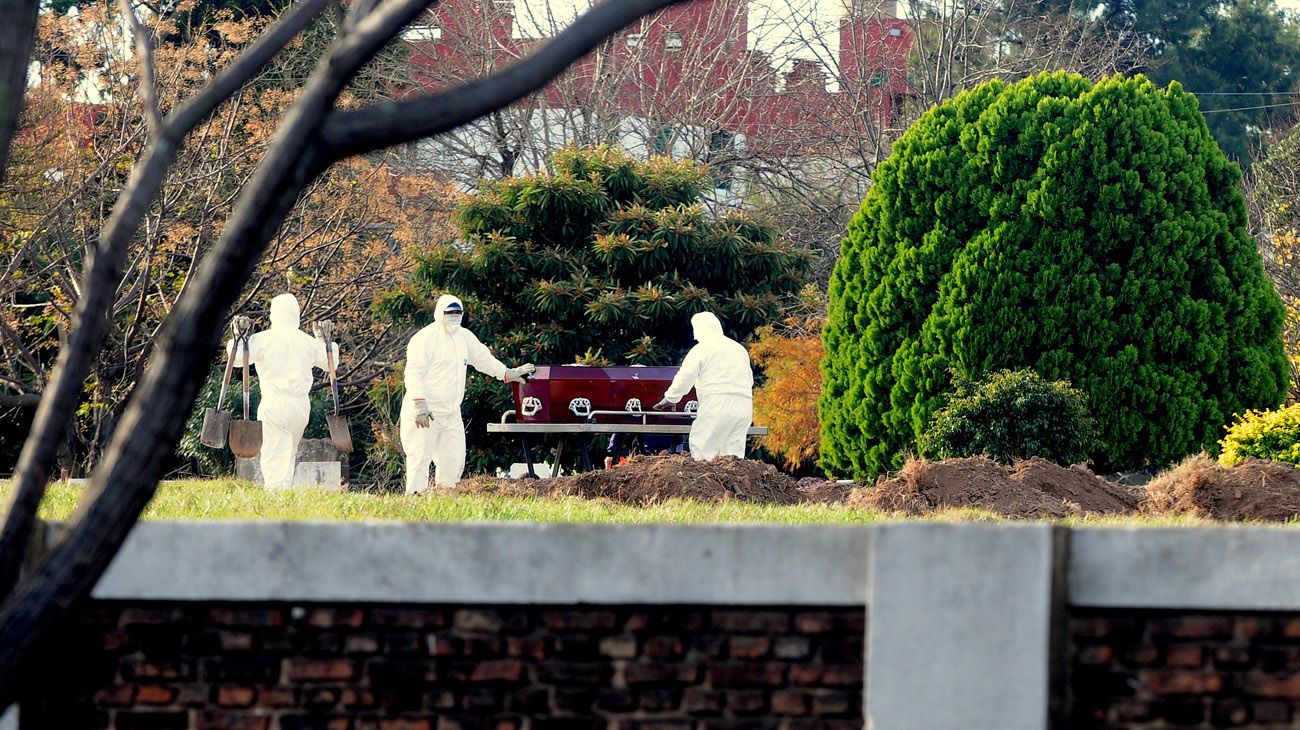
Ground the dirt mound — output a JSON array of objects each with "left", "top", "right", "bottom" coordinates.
[
  {"left": 1143, "top": 454, "right": 1300, "bottom": 522},
  {"left": 455, "top": 454, "right": 804, "bottom": 506},
  {"left": 847, "top": 456, "right": 1141, "bottom": 519}
]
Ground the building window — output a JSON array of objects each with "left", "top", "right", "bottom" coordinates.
[
  {"left": 626, "top": 32, "right": 643, "bottom": 49},
  {"left": 653, "top": 126, "right": 675, "bottom": 154},
  {"left": 664, "top": 31, "right": 683, "bottom": 52},
  {"left": 870, "top": 70, "right": 889, "bottom": 88},
  {"left": 402, "top": 24, "right": 443, "bottom": 41},
  {"left": 888, "top": 27, "right": 902, "bottom": 37}
]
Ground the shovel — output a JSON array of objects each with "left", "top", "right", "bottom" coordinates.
[
  {"left": 228, "top": 317, "right": 263, "bottom": 458},
  {"left": 314, "top": 320, "right": 353, "bottom": 453},
  {"left": 199, "top": 322, "right": 239, "bottom": 448}
]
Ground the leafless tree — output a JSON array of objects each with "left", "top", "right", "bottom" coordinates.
[{"left": 0, "top": 0, "right": 687, "bottom": 709}]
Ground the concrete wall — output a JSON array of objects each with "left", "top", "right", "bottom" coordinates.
[{"left": 14, "top": 521, "right": 1300, "bottom": 729}]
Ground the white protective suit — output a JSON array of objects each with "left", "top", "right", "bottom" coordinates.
[
  {"left": 227, "top": 294, "right": 338, "bottom": 489},
  {"left": 662, "top": 312, "right": 754, "bottom": 460},
  {"left": 400, "top": 294, "right": 513, "bottom": 493}
]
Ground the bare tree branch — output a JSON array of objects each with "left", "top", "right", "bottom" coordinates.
[
  {"left": 320, "top": 0, "right": 687, "bottom": 159},
  {"left": 0, "top": 0, "right": 332, "bottom": 610},
  {"left": 120, "top": 0, "right": 163, "bottom": 139},
  {"left": 0, "top": 0, "right": 38, "bottom": 183}
]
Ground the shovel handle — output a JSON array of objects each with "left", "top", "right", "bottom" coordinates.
[
  {"left": 316, "top": 321, "right": 341, "bottom": 417},
  {"left": 215, "top": 326, "right": 239, "bottom": 411},
  {"left": 240, "top": 332, "right": 252, "bottom": 420}
]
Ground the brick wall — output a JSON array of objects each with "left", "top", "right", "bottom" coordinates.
[
  {"left": 1070, "top": 610, "right": 1300, "bottom": 728},
  {"left": 19, "top": 603, "right": 864, "bottom": 730}
]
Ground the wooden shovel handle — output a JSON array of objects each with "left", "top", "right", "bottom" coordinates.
[
  {"left": 240, "top": 332, "right": 252, "bottom": 420},
  {"left": 316, "top": 321, "right": 341, "bottom": 417}
]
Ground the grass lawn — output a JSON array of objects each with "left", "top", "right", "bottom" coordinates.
[
  {"left": 0, "top": 479, "right": 885, "bottom": 524},
  {"left": 0, "top": 479, "right": 1223, "bottom": 525}
]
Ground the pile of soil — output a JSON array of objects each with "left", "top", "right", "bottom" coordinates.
[
  {"left": 456, "top": 454, "right": 804, "bottom": 506},
  {"left": 846, "top": 456, "right": 1142, "bottom": 519},
  {"left": 1143, "top": 454, "right": 1300, "bottom": 522}
]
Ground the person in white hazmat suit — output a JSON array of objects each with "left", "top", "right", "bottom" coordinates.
[
  {"left": 401, "top": 294, "right": 535, "bottom": 493},
  {"left": 226, "top": 293, "right": 339, "bottom": 489},
  {"left": 652, "top": 312, "right": 754, "bottom": 460}
]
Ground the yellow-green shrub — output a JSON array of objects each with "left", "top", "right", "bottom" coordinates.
[{"left": 1220, "top": 404, "right": 1300, "bottom": 466}]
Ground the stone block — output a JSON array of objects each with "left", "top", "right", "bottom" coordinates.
[
  {"left": 235, "top": 438, "right": 346, "bottom": 485},
  {"left": 292, "top": 462, "right": 341, "bottom": 490}
]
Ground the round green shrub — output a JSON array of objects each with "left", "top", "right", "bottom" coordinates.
[
  {"left": 917, "top": 369, "right": 1094, "bottom": 465},
  {"left": 1220, "top": 404, "right": 1300, "bottom": 466},
  {"left": 820, "top": 71, "right": 1289, "bottom": 479}
]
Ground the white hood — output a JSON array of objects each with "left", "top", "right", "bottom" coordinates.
[
  {"left": 269, "top": 293, "right": 300, "bottom": 330},
  {"left": 434, "top": 294, "right": 464, "bottom": 330},
  {"left": 691, "top": 311, "right": 725, "bottom": 342}
]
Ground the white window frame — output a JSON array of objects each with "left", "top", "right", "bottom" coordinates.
[
  {"left": 402, "top": 24, "right": 443, "bottom": 41},
  {"left": 664, "top": 30, "right": 683, "bottom": 52}
]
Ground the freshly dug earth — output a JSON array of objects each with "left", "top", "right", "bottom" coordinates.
[
  {"left": 456, "top": 454, "right": 804, "bottom": 506},
  {"left": 1143, "top": 455, "right": 1300, "bottom": 522},
  {"left": 847, "top": 456, "right": 1143, "bottom": 519}
]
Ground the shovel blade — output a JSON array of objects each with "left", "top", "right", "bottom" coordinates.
[
  {"left": 200, "top": 409, "right": 231, "bottom": 449},
  {"left": 229, "top": 420, "right": 263, "bottom": 458},
  {"left": 327, "top": 414, "right": 354, "bottom": 453}
]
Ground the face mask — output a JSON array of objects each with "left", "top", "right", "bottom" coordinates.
[{"left": 443, "top": 313, "right": 463, "bottom": 328}]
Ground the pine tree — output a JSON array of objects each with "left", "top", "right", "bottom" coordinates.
[
  {"left": 820, "top": 72, "right": 1289, "bottom": 480},
  {"left": 375, "top": 146, "right": 811, "bottom": 472}
]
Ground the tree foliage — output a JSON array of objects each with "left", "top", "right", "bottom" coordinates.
[
  {"left": 820, "top": 71, "right": 1288, "bottom": 480},
  {"left": 0, "top": 4, "right": 455, "bottom": 475},
  {"left": 375, "top": 145, "right": 811, "bottom": 472},
  {"left": 750, "top": 299, "right": 824, "bottom": 472},
  {"left": 1220, "top": 403, "right": 1300, "bottom": 466},
  {"left": 917, "top": 369, "right": 1094, "bottom": 465}
]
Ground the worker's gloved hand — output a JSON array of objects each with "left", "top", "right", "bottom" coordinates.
[
  {"left": 504, "top": 363, "right": 536, "bottom": 384},
  {"left": 652, "top": 397, "right": 675, "bottom": 412},
  {"left": 413, "top": 399, "right": 432, "bottom": 428}
]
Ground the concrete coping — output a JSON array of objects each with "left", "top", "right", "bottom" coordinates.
[
  {"left": 84, "top": 522, "right": 874, "bottom": 606},
  {"left": 1069, "top": 525, "right": 1300, "bottom": 610}
]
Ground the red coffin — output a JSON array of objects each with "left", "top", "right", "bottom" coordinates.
[{"left": 510, "top": 365, "right": 699, "bottom": 424}]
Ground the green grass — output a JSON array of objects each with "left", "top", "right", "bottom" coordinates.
[{"left": 0, "top": 479, "right": 885, "bottom": 524}]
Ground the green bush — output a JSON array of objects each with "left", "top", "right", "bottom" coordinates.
[
  {"left": 1220, "top": 404, "right": 1300, "bottom": 466},
  {"left": 820, "top": 72, "right": 1289, "bottom": 480},
  {"left": 917, "top": 369, "right": 1094, "bottom": 465}
]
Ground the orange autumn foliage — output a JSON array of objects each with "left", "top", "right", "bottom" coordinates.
[{"left": 751, "top": 316, "right": 823, "bottom": 470}]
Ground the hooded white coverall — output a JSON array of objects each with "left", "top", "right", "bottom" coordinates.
[
  {"left": 226, "top": 294, "right": 338, "bottom": 490},
  {"left": 400, "top": 294, "right": 511, "bottom": 493},
  {"left": 663, "top": 312, "right": 754, "bottom": 460}
]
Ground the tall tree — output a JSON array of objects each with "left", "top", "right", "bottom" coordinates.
[{"left": 0, "top": 0, "right": 690, "bottom": 709}]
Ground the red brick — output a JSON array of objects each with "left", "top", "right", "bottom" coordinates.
[
  {"left": 535, "top": 661, "right": 612, "bottom": 685},
  {"left": 206, "top": 608, "right": 284, "bottom": 627},
  {"left": 136, "top": 684, "right": 178, "bottom": 705},
  {"left": 625, "top": 611, "right": 706, "bottom": 632},
  {"left": 218, "top": 631, "right": 254, "bottom": 652},
  {"left": 1280, "top": 618, "right": 1300, "bottom": 639},
  {"left": 710, "top": 611, "right": 789, "bottom": 633},
  {"left": 1120, "top": 645, "right": 1161, "bottom": 668},
  {"left": 278, "top": 716, "right": 349, "bottom": 730},
  {"left": 100, "top": 629, "right": 132, "bottom": 652},
  {"left": 177, "top": 685, "right": 215, "bottom": 707},
  {"left": 598, "top": 634, "right": 637, "bottom": 659},
  {"left": 644, "top": 635, "right": 684, "bottom": 659},
  {"left": 120, "top": 608, "right": 187, "bottom": 625},
  {"left": 771, "top": 689, "right": 810, "bottom": 716},
  {"left": 1243, "top": 673, "right": 1300, "bottom": 699},
  {"left": 542, "top": 610, "right": 618, "bottom": 631},
  {"left": 708, "top": 662, "right": 785, "bottom": 687},
  {"left": 195, "top": 712, "right": 272, "bottom": 730},
  {"left": 682, "top": 687, "right": 724, "bottom": 714},
  {"left": 1144, "top": 671, "right": 1224, "bottom": 695},
  {"left": 1239, "top": 617, "right": 1277, "bottom": 640},
  {"left": 257, "top": 686, "right": 297, "bottom": 708},
  {"left": 427, "top": 633, "right": 460, "bottom": 657},
  {"left": 624, "top": 661, "right": 701, "bottom": 686},
  {"left": 470, "top": 659, "right": 526, "bottom": 683},
  {"left": 1165, "top": 645, "right": 1207, "bottom": 669},
  {"left": 94, "top": 684, "right": 136, "bottom": 707},
  {"left": 305, "top": 687, "right": 342, "bottom": 710},
  {"left": 377, "top": 721, "right": 432, "bottom": 730},
  {"left": 728, "top": 636, "right": 771, "bottom": 659},
  {"left": 1075, "top": 644, "right": 1115, "bottom": 666},
  {"left": 371, "top": 608, "right": 440, "bottom": 629},
  {"left": 286, "top": 658, "right": 358, "bottom": 682},
  {"left": 304, "top": 608, "right": 365, "bottom": 628},
  {"left": 1150, "top": 617, "right": 1233, "bottom": 640},
  {"left": 811, "top": 689, "right": 856, "bottom": 717},
  {"left": 340, "top": 688, "right": 376, "bottom": 709},
  {"left": 507, "top": 636, "right": 548, "bottom": 661},
  {"left": 1071, "top": 617, "right": 1139, "bottom": 639},
  {"left": 726, "top": 689, "right": 768, "bottom": 715},
  {"left": 122, "top": 659, "right": 195, "bottom": 682},
  {"left": 794, "top": 612, "right": 865, "bottom": 634},
  {"left": 216, "top": 686, "right": 256, "bottom": 708},
  {"left": 789, "top": 663, "right": 863, "bottom": 687},
  {"left": 345, "top": 634, "right": 381, "bottom": 654},
  {"left": 1214, "top": 647, "right": 1253, "bottom": 668}
]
